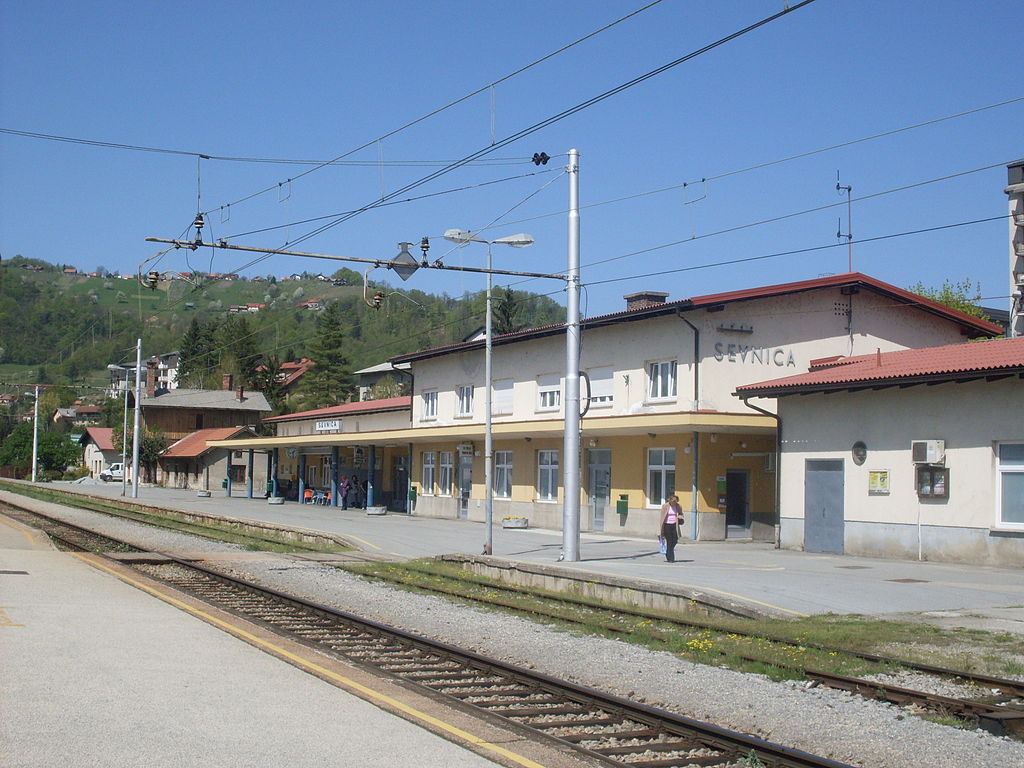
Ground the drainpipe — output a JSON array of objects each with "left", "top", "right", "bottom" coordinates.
[
  {"left": 676, "top": 310, "right": 701, "bottom": 540},
  {"left": 740, "top": 395, "right": 782, "bottom": 548}
]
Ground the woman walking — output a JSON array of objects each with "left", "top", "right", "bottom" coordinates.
[{"left": 659, "top": 494, "right": 683, "bottom": 562}]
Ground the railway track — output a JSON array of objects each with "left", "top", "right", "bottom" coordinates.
[
  {"left": 353, "top": 561, "right": 1024, "bottom": 736},
  {"left": 5, "top": 501, "right": 851, "bottom": 768}
]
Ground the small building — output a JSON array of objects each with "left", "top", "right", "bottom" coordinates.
[
  {"left": 158, "top": 426, "right": 266, "bottom": 492},
  {"left": 735, "top": 337, "right": 1024, "bottom": 567},
  {"left": 79, "top": 427, "right": 120, "bottom": 479},
  {"left": 141, "top": 371, "right": 271, "bottom": 443}
]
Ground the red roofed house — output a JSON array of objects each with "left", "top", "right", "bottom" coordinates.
[
  {"left": 78, "top": 427, "right": 120, "bottom": 479},
  {"left": 735, "top": 337, "right": 1024, "bottom": 566},
  {"left": 158, "top": 426, "right": 266, "bottom": 493}
]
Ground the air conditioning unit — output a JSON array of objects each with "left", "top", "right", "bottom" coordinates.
[{"left": 911, "top": 440, "right": 945, "bottom": 465}]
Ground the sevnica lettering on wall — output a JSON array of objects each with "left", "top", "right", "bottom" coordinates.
[{"left": 713, "top": 343, "right": 796, "bottom": 367}]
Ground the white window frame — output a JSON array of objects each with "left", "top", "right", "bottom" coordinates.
[
  {"left": 647, "top": 359, "right": 677, "bottom": 401},
  {"left": 421, "top": 451, "right": 436, "bottom": 495},
  {"left": 586, "top": 365, "right": 614, "bottom": 408},
  {"left": 456, "top": 385, "right": 474, "bottom": 418},
  {"left": 537, "top": 449, "right": 559, "bottom": 502},
  {"left": 647, "top": 447, "right": 676, "bottom": 507},
  {"left": 493, "top": 379, "right": 513, "bottom": 415},
  {"left": 421, "top": 390, "right": 438, "bottom": 421},
  {"left": 494, "top": 450, "right": 513, "bottom": 499},
  {"left": 438, "top": 451, "right": 453, "bottom": 497},
  {"left": 537, "top": 374, "right": 561, "bottom": 412},
  {"left": 997, "top": 442, "right": 1024, "bottom": 530}
]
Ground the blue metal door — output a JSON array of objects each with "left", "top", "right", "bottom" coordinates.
[{"left": 804, "top": 459, "right": 845, "bottom": 553}]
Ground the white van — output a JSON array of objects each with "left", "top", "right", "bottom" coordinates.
[{"left": 99, "top": 463, "right": 125, "bottom": 482}]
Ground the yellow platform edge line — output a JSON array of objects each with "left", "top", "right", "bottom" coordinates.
[{"left": 76, "top": 553, "right": 546, "bottom": 768}]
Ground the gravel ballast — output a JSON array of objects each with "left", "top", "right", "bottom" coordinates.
[{"left": 10, "top": 496, "right": 1024, "bottom": 768}]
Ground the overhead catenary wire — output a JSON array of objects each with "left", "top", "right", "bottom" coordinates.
[{"left": 199, "top": 0, "right": 668, "bottom": 216}]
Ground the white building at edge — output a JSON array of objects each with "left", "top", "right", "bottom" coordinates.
[{"left": 736, "top": 337, "right": 1023, "bottom": 567}]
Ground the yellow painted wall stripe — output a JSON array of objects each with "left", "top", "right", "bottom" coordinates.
[{"left": 76, "top": 554, "right": 547, "bottom": 768}]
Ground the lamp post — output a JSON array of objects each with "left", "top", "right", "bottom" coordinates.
[
  {"left": 30, "top": 385, "right": 39, "bottom": 482},
  {"left": 443, "top": 230, "right": 534, "bottom": 555}
]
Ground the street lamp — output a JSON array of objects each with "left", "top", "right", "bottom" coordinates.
[{"left": 443, "top": 229, "right": 534, "bottom": 555}]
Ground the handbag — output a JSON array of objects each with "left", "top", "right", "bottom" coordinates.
[{"left": 658, "top": 536, "right": 667, "bottom": 555}]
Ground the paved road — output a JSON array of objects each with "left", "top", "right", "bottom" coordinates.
[{"left": 57, "top": 480, "right": 1024, "bottom": 632}]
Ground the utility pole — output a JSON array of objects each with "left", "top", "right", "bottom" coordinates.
[
  {"left": 131, "top": 338, "right": 142, "bottom": 497},
  {"left": 561, "top": 149, "right": 582, "bottom": 562},
  {"left": 30, "top": 385, "right": 39, "bottom": 482},
  {"left": 121, "top": 366, "right": 130, "bottom": 497}
]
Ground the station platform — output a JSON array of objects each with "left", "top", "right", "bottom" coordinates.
[
  {"left": 19, "top": 480, "right": 1024, "bottom": 634},
  {"left": 0, "top": 512, "right": 580, "bottom": 768}
]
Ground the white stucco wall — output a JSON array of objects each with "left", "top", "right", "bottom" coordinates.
[
  {"left": 411, "top": 286, "right": 977, "bottom": 424},
  {"left": 777, "top": 377, "right": 1024, "bottom": 566}
]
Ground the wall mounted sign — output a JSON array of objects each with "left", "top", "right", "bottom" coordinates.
[
  {"left": 868, "top": 470, "right": 890, "bottom": 495},
  {"left": 713, "top": 342, "right": 796, "bottom": 367},
  {"left": 315, "top": 419, "right": 342, "bottom": 432}
]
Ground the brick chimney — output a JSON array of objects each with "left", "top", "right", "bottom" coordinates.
[
  {"left": 623, "top": 290, "right": 669, "bottom": 311},
  {"left": 236, "top": 385, "right": 245, "bottom": 402},
  {"left": 222, "top": 373, "right": 233, "bottom": 391},
  {"left": 145, "top": 359, "right": 158, "bottom": 398}
]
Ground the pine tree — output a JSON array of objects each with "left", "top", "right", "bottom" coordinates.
[{"left": 299, "top": 302, "right": 353, "bottom": 409}]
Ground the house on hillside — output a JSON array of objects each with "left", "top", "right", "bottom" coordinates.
[
  {"left": 735, "top": 337, "right": 1023, "bottom": 567},
  {"left": 79, "top": 427, "right": 120, "bottom": 479},
  {"left": 299, "top": 299, "right": 323, "bottom": 310}
]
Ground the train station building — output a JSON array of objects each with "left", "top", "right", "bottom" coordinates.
[{"left": 209, "top": 272, "right": 1001, "bottom": 550}]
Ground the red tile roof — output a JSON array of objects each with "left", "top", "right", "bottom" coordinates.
[
  {"left": 162, "top": 427, "right": 252, "bottom": 458},
  {"left": 81, "top": 427, "right": 115, "bottom": 451},
  {"left": 735, "top": 337, "right": 1024, "bottom": 397},
  {"left": 263, "top": 396, "right": 411, "bottom": 423},
  {"left": 391, "top": 272, "right": 1002, "bottom": 363}
]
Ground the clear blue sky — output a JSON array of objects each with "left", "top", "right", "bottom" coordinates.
[{"left": 1, "top": 0, "right": 1021, "bottom": 317}]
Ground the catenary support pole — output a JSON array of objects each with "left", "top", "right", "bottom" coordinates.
[
  {"left": 121, "top": 368, "right": 129, "bottom": 496},
  {"left": 562, "top": 149, "right": 582, "bottom": 562},
  {"left": 484, "top": 244, "right": 494, "bottom": 555},
  {"left": 131, "top": 338, "right": 142, "bottom": 498},
  {"left": 30, "top": 385, "right": 39, "bottom": 482}
]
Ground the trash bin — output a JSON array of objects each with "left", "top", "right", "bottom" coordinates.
[
  {"left": 616, "top": 494, "right": 629, "bottom": 516},
  {"left": 221, "top": 478, "right": 228, "bottom": 489}
]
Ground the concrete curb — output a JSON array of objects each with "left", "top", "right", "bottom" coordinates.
[{"left": 439, "top": 553, "right": 773, "bottom": 619}]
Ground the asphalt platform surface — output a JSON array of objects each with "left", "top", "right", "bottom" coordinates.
[{"left": 54, "top": 480, "right": 1024, "bottom": 633}]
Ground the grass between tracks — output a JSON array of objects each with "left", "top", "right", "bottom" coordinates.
[
  {"left": 341, "top": 559, "right": 1024, "bottom": 684},
  {"left": 0, "top": 480, "right": 349, "bottom": 554}
]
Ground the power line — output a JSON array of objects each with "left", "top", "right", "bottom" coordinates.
[
  {"left": 203, "top": 0, "right": 668, "bottom": 216},
  {"left": 223, "top": 168, "right": 558, "bottom": 240},
  {"left": 585, "top": 214, "right": 1012, "bottom": 288},
  {"left": 491, "top": 96, "right": 1024, "bottom": 231},
  {"left": 0, "top": 128, "right": 538, "bottom": 166},
  {"left": 222, "top": 0, "right": 819, "bottom": 275}
]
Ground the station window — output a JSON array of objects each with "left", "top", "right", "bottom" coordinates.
[
  {"left": 647, "top": 447, "right": 676, "bottom": 507},
  {"left": 421, "top": 451, "right": 436, "bottom": 495},
  {"left": 587, "top": 366, "right": 614, "bottom": 407},
  {"left": 537, "top": 374, "right": 561, "bottom": 412},
  {"left": 439, "top": 451, "right": 453, "bottom": 497},
  {"left": 421, "top": 390, "right": 438, "bottom": 421},
  {"left": 537, "top": 450, "right": 559, "bottom": 501},
  {"left": 997, "top": 443, "right": 1024, "bottom": 529},
  {"left": 456, "top": 385, "right": 474, "bottom": 418},
  {"left": 494, "top": 451, "right": 513, "bottom": 498},
  {"left": 647, "top": 360, "right": 677, "bottom": 401}
]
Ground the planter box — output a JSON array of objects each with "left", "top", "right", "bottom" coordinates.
[
  {"left": 267, "top": 496, "right": 285, "bottom": 505},
  {"left": 196, "top": 490, "right": 211, "bottom": 498},
  {"left": 366, "top": 505, "right": 387, "bottom": 516},
  {"left": 502, "top": 518, "right": 529, "bottom": 529}
]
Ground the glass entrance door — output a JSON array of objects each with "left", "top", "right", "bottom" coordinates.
[
  {"left": 457, "top": 453, "right": 472, "bottom": 519},
  {"left": 588, "top": 449, "right": 612, "bottom": 531}
]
